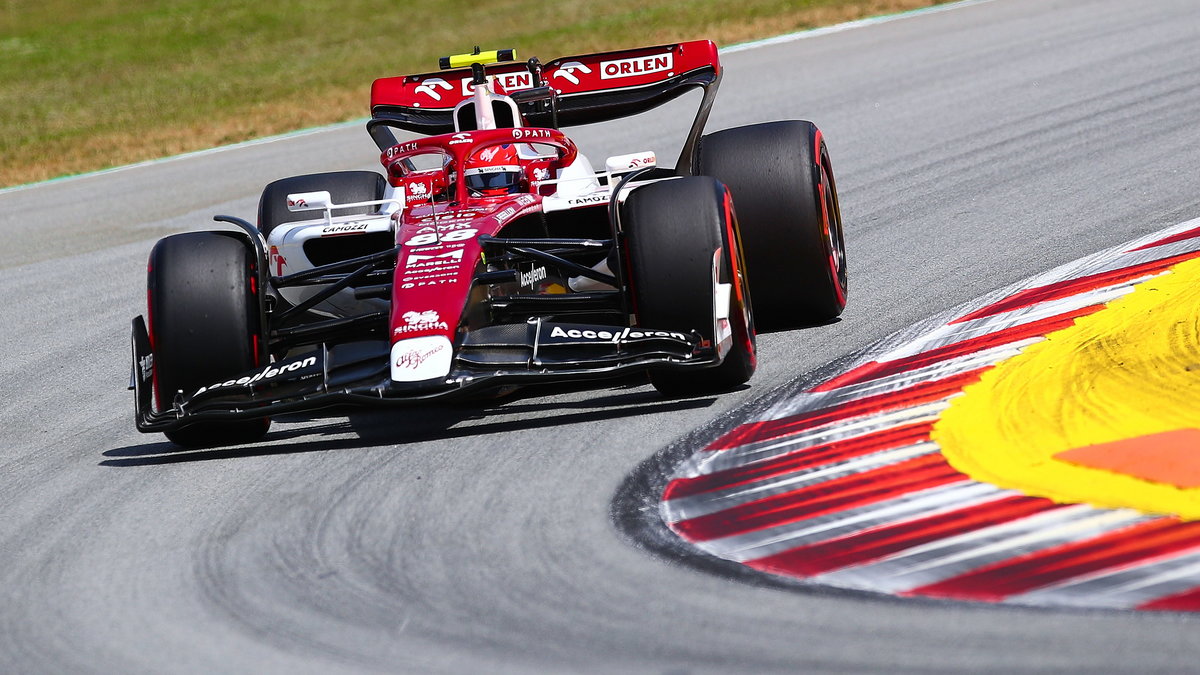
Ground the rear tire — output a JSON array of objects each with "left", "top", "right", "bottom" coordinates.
[
  {"left": 257, "top": 171, "right": 387, "bottom": 236},
  {"left": 624, "top": 176, "right": 756, "bottom": 396},
  {"left": 148, "top": 232, "right": 269, "bottom": 447},
  {"left": 696, "top": 120, "right": 847, "bottom": 330}
]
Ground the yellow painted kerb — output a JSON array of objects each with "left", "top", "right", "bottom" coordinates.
[{"left": 932, "top": 256, "right": 1200, "bottom": 518}]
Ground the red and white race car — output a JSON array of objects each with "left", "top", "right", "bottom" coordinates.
[{"left": 130, "top": 41, "right": 847, "bottom": 447}]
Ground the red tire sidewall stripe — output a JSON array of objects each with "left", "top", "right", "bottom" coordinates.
[
  {"left": 812, "top": 127, "right": 846, "bottom": 307},
  {"left": 722, "top": 188, "right": 756, "bottom": 364}
]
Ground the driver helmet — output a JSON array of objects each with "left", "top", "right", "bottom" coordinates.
[{"left": 463, "top": 144, "right": 522, "bottom": 196}]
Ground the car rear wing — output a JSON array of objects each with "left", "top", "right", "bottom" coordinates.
[{"left": 368, "top": 40, "right": 721, "bottom": 172}]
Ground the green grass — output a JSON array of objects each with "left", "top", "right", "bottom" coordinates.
[{"left": 0, "top": 0, "right": 945, "bottom": 187}]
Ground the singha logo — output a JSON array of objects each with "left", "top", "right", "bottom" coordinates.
[
  {"left": 395, "top": 309, "right": 450, "bottom": 336},
  {"left": 404, "top": 310, "right": 440, "bottom": 325}
]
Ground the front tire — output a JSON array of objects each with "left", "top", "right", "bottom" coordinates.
[
  {"left": 696, "top": 120, "right": 847, "bottom": 330},
  {"left": 624, "top": 176, "right": 756, "bottom": 396},
  {"left": 148, "top": 232, "right": 269, "bottom": 447}
]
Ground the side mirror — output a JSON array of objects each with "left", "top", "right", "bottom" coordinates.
[{"left": 286, "top": 191, "right": 332, "bottom": 212}]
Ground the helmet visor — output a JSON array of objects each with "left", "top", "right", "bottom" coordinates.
[{"left": 464, "top": 165, "right": 521, "bottom": 194}]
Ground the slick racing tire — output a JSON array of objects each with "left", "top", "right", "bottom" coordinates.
[
  {"left": 695, "top": 120, "right": 847, "bottom": 330},
  {"left": 257, "top": 171, "right": 388, "bottom": 237},
  {"left": 148, "top": 232, "right": 270, "bottom": 447},
  {"left": 624, "top": 176, "right": 756, "bottom": 396}
]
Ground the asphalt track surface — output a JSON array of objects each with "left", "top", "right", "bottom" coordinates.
[{"left": 3, "top": 1, "right": 1200, "bottom": 672}]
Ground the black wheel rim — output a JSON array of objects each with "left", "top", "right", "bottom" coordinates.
[{"left": 821, "top": 149, "right": 848, "bottom": 295}]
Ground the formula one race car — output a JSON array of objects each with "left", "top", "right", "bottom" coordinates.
[{"left": 130, "top": 41, "right": 847, "bottom": 446}]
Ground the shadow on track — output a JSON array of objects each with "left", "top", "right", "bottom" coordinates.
[{"left": 101, "top": 378, "right": 727, "bottom": 467}]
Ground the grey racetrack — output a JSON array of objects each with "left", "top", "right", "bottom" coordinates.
[{"left": 4, "top": 0, "right": 1200, "bottom": 671}]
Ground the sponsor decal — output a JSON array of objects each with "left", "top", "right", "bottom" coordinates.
[
  {"left": 468, "top": 164, "right": 519, "bottom": 174},
  {"left": 321, "top": 222, "right": 370, "bottom": 235},
  {"left": 402, "top": 267, "right": 459, "bottom": 279},
  {"left": 461, "top": 71, "right": 535, "bottom": 96},
  {"left": 138, "top": 354, "right": 154, "bottom": 382},
  {"left": 413, "top": 222, "right": 475, "bottom": 233},
  {"left": 413, "top": 207, "right": 487, "bottom": 220},
  {"left": 406, "top": 182, "right": 431, "bottom": 204},
  {"left": 600, "top": 53, "right": 673, "bottom": 79},
  {"left": 414, "top": 77, "right": 454, "bottom": 101},
  {"left": 405, "top": 310, "right": 439, "bottom": 324},
  {"left": 387, "top": 142, "right": 418, "bottom": 158},
  {"left": 509, "top": 193, "right": 538, "bottom": 208},
  {"left": 512, "top": 128, "right": 552, "bottom": 140},
  {"left": 401, "top": 271, "right": 459, "bottom": 285},
  {"left": 390, "top": 335, "right": 453, "bottom": 382},
  {"left": 400, "top": 278, "right": 456, "bottom": 289},
  {"left": 410, "top": 218, "right": 475, "bottom": 230},
  {"left": 532, "top": 167, "right": 550, "bottom": 181},
  {"left": 488, "top": 205, "right": 538, "bottom": 226},
  {"left": 394, "top": 309, "right": 449, "bottom": 335},
  {"left": 400, "top": 272, "right": 458, "bottom": 283},
  {"left": 474, "top": 195, "right": 541, "bottom": 229},
  {"left": 567, "top": 194, "right": 608, "bottom": 206},
  {"left": 286, "top": 190, "right": 331, "bottom": 212},
  {"left": 404, "top": 228, "right": 478, "bottom": 247},
  {"left": 405, "top": 249, "right": 465, "bottom": 269},
  {"left": 449, "top": 132, "right": 472, "bottom": 145},
  {"left": 547, "top": 325, "right": 690, "bottom": 343},
  {"left": 478, "top": 145, "right": 503, "bottom": 162},
  {"left": 269, "top": 245, "right": 287, "bottom": 277},
  {"left": 395, "top": 342, "right": 447, "bottom": 370},
  {"left": 519, "top": 266, "right": 547, "bottom": 288},
  {"left": 606, "top": 151, "right": 657, "bottom": 172},
  {"left": 494, "top": 71, "right": 534, "bottom": 92},
  {"left": 552, "top": 61, "right": 593, "bottom": 85},
  {"left": 194, "top": 356, "right": 318, "bottom": 396}
]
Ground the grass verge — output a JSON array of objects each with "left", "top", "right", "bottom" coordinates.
[{"left": 1, "top": 0, "right": 947, "bottom": 188}]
